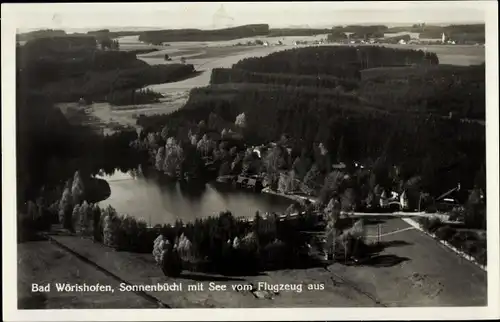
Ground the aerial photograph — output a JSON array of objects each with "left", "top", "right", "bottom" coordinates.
[{"left": 8, "top": 1, "right": 493, "bottom": 313}]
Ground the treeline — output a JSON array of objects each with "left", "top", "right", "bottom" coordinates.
[
  {"left": 16, "top": 29, "right": 68, "bottom": 42},
  {"left": 419, "top": 24, "right": 485, "bottom": 43},
  {"left": 232, "top": 46, "right": 439, "bottom": 77},
  {"left": 331, "top": 25, "right": 388, "bottom": 39},
  {"left": 18, "top": 48, "right": 147, "bottom": 88},
  {"left": 86, "top": 29, "right": 142, "bottom": 39},
  {"left": 35, "top": 64, "right": 194, "bottom": 103},
  {"left": 267, "top": 28, "right": 331, "bottom": 37},
  {"left": 21, "top": 36, "right": 97, "bottom": 60},
  {"left": 107, "top": 88, "right": 163, "bottom": 106},
  {"left": 210, "top": 68, "right": 360, "bottom": 91},
  {"left": 138, "top": 24, "right": 270, "bottom": 44}
]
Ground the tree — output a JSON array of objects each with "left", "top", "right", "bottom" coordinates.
[
  {"left": 102, "top": 205, "right": 120, "bottom": 248},
  {"left": 464, "top": 188, "right": 486, "bottom": 229},
  {"left": 320, "top": 171, "right": 346, "bottom": 204},
  {"left": 303, "top": 164, "right": 322, "bottom": 194},
  {"left": 163, "top": 138, "right": 184, "bottom": 176},
  {"left": 71, "top": 171, "right": 85, "bottom": 205},
  {"left": 79, "top": 201, "right": 91, "bottom": 235},
  {"left": 92, "top": 204, "right": 102, "bottom": 242},
  {"left": 336, "top": 136, "right": 345, "bottom": 163},
  {"left": 292, "top": 156, "right": 309, "bottom": 180},
  {"left": 208, "top": 112, "right": 223, "bottom": 130},
  {"left": 160, "top": 125, "right": 169, "bottom": 141},
  {"left": 474, "top": 161, "right": 486, "bottom": 192},
  {"left": 71, "top": 204, "right": 81, "bottom": 233},
  {"left": 278, "top": 172, "right": 292, "bottom": 193},
  {"left": 341, "top": 188, "right": 356, "bottom": 212},
  {"left": 219, "top": 161, "right": 231, "bottom": 176},
  {"left": 235, "top": 112, "right": 247, "bottom": 128},
  {"left": 111, "top": 40, "right": 120, "bottom": 50},
  {"left": 324, "top": 198, "right": 341, "bottom": 260},
  {"left": 196, "top": 134, "right": 215, "bottom": 157},
  {"left": 155, "top": 147, "right": 165, "bottom": 171},
  {"left": 58, "top": 184, "right": 73, "bottom": 230}
]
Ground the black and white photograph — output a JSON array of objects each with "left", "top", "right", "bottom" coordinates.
[{"left": 2, "top": 1, "right": 499, "bottom": 321}]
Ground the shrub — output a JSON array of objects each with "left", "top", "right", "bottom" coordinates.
[
  {"left": 261, "top": 239, "right": 288, "bottom": 269},
  {"left": 418, "top": 217, "right": 442, "bottom": 233},
  {"left": 435, "top": 226, "right": 456, "bottom": 241},
  {"left": 161, "top": 244, "right": 183, "bottom": 277}
]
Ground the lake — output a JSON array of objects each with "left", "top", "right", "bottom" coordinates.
[{"left": 97, "top": 169, "right": 293, "bottom": 226}]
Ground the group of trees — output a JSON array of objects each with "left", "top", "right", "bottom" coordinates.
[
  {"left": 232, "top": 46, "right": 439, "bottom": 77},
  {"left": 106, "top": 88, "right": 163, "bottom": 106},
  {"left": 98, "top": 38, "right": 120, "bottom": 51},
  {"left": 17, "top": 38, "right": 197, "bottom": 103},
  {"left": 210, "top": 68, "right": 359, "bottom": 91},
  {"left": 151, "top": 210, "right": 322, "bottom": 275}
]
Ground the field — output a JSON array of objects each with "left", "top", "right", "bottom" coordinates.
[
  {"left": 18, "top": 239, "right": 158, "bottom": 309},
  {"left": 74, "top": 35, "right": 484, "bottom": 133}
]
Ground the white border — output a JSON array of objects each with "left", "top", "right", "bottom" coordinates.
[{"left": 2, "top": 2, "right": 499, "bottom": 321}]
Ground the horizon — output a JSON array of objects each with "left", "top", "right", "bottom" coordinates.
[
  {"left": 8, "top": 2, "right": 486, "bottom": 33},
  {"left": 17, "top": 21, "right": 486, "bottom": 34}
]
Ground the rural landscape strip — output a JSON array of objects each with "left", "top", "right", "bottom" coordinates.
[{"left": 42, "top": 233, "right": 171, "bottom": 308}]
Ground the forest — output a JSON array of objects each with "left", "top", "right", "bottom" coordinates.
[
  {"left": 138, "top": 24, "right": 270, "bottom": 44},
  {"left": 17, "top": 37, "right": 197, "bottom": 104}
]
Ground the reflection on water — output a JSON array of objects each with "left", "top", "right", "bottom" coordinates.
[{"left": 97, "top": 169, "right": 291, "bottom": 226}]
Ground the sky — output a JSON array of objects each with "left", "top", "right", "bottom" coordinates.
[{"left": 6, "top": 1, "right": 487, "bottom": 32}]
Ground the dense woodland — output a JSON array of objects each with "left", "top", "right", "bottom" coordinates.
[
  {"left": 138, "top": 24, "right": 270, "bottom": 44},
  {"left": 17, "top": 36, "right": 196, "bottom": 104}
]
